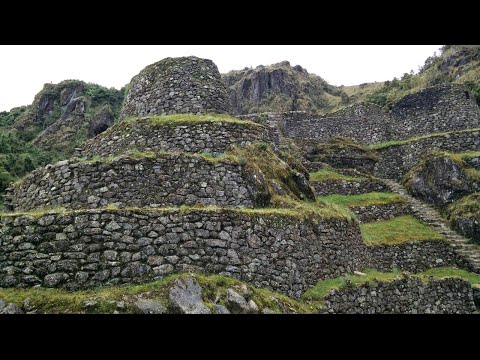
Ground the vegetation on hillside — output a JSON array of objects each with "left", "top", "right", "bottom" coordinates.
[{"left": 365, "top": 45, "right": 480, "bottom": 109}]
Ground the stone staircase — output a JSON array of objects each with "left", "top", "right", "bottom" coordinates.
[{"left": 383, "top": 179, "right": 480, "bottom": 273}]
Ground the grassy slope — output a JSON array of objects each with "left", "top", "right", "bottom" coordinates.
[
  {"left": 0, "top": 267, "right": 476, "bottom": 313},
  {"left": 302, "top": 267, "right": 480, "bottom": 301},
  {"left": 360, "top": 215, "right": 444, "bottom": 245},
  {"left": 310, "top": 168, "right": 368, "bottom": 182},
  {"left": 317, "top": 192, "right": 406, "bottom": 207}
]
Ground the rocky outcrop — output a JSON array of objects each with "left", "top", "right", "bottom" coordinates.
[
  {"left": 168, "top": 277, "right": 210, "bottom": 314},
  {"left": 403, "top": 154, "right": 479, "bottom": 207},
  {"left": 447, "top": 193, "right": 480, "bottom": 244},
  {"left": 222, "top": 61, "right": 345, "bottom": 115},
  {"left": 121, "top": 56, "right": 231, "bottom": 118}
]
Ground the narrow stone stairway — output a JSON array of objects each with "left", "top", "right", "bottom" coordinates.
[{"left": 382, "top": 179, "right": 480, "bottom": 273}]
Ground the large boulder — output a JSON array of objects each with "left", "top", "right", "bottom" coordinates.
[
  {"left": 404, "top": 154, "right": 479, "bottom": 207},
  {"left": 121, "top": 56, "right": 232, "bottom": 118},
  {"left": 168, "top": 277, "right": 211, "bottom": 314},
  {"left": 447, "top": 193, "right": 480, "bottom": 244}
]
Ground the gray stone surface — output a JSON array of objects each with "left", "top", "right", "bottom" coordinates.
[
  {"left": 168, "top": 277, "right": 210, "bottom": 314},
  {"left": 405, "top": 155, "right": 478, "bottom": 207},
  {"left": 134, "top": 299, "right": 167, "bottom": 314},
  {"left": 320, "top": 277, "right": 476, "bottom": 314},
  {"left": 121, "top": 56, "right": 231, "bottom": 118},
  {"left": 8, "top": 154, "right": 266, "bottom": 212},
  {"left": 212, "top": 304, "right": 231, "bottom": 314},
  {"left": 312, "top": 179, "right": 389, "bottom": 196},
  {"left": 0, "top": 208, "right": 365, "bottom": 297},
  {"left": 350, "top": 202, "right": 412, "bottom": 223},
  {"left": 0, "top": 302, "right": 23, "bottom": 314},
  {"left": 375, "top": 129, "right": 480, "bottom": 180},
  {"left": 78, "top": 118, "right": 268, "bottom": 159}
]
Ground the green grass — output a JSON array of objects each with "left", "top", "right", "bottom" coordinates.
[
  {"left": 0, "top": 202, "right": 355, "bottom": 222},
  {"left": 302, "top": 266, "right": 480, "bottom": 302},
  {"left": 302, "top": 269, "right": 402, "bottom": 301},
  {"left": 0, "top": 273, "right": 310, "bottom": 314},
  {"left": 317, "top": 192, "right": 406, "bottom": 207},
  {"left": 310, "top": 168, "right": 368, "bottom": 182},
  {"left": 368, "top": 128, "right": 480, "bottom": 150},
  {"left": 360, "top": 215, "right": 444, "bottom": 245},
  {"left": 124, "top": 113, "right": 263, "bottom": 127}
]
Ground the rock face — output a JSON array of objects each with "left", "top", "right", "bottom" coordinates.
[
  {"left": 0, "top": 298, "right": 23, "bottom": 314},
  {"left": 447, "top": 193, "right": 480, "bottom": 244},
  {"left": 121, "top": 56, "right": 232, "bottom": 118},
  {"left": 404, "top": 155, "right": 478, "bottom": 207},
  {"left": 134, "top": 299, "right": 167, "bottom": 314},
  {"left": 169, "top": 277, "right": 210, "bottom": 314},
  {"left": 222, "top": 61, "right": 345, "bottom": 115}
]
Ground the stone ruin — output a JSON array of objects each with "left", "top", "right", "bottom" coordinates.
[{"left": 0, "top": 56, "right": 477, "bottom": 311}]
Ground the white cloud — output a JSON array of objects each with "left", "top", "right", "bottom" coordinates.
[{"left": 0, "top": 45, "right": 441, "bottom": 112}]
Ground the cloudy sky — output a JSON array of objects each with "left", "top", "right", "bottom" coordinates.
[{"left": 0, "top": 45, "right": 442, "bottom": 112}]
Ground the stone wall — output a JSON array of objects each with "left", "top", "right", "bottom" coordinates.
[
  {"left": 0, "top": 209, "right": 365, "bottom": 298},
  {"left": 390, "top": 84, "right": 480, "bottom": 141},
  {"left": 7, "top": 154, "right": 266, "bottom": 212},
  {"left": 78, "top": 118, "right": 268, "bottom": 158},
  {"left": 320, "top": 277, "right": 476, "bottom": 314},
  {"left": 312, "top": 179, "right": 388, "bottom": 196},
  {"left": 350, "top": 202, "right": 411, "bottom": 223},
  {"left": 121, "top": 56, "right": 232, "bottom": 118},
  {"left": 367, "top": 240, "right": 472, "bottom": 273},
  {"left": 282, "top": 104, "right": 392, "bottom": 144},
  {"left": 239, "top": 84, "right": 480, "bottom": 146},
  {"left": 375, "top": 129, "right": 480, "bottom": 180}
]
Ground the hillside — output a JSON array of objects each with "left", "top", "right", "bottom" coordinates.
[
  {"left": 365, "top": 45, "right": 480, "bottom": 108},
  {"left": 0, "top": 80, "right": 124, "bottom": 202},
  {"left": 223, "top": 61, "right": 371, "bottom": 115}
]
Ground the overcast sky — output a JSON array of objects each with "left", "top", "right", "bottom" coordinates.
[{"left": 0, "top": 45, "right": 442, "bottom": 112}]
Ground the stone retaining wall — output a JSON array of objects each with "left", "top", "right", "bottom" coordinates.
[
  {"left": 367, "top": 240, "right": 472, "bottom": 273},
  {"left": 7, "top": 154, "right": 266, "bottom": 212},
  {"left": 351, "top": 202, "right": 411, "bottom": 223},
  {"left": 0, "top": 209, "right": 364, "bottom": 298},
  {"left": 121, "top": 56, "right": 232, "bottom": 118},
  {"left": 78, "top": 119, "right": 268, "bottom": 158},
  {"left": 320, "top": 277, "right": 476, "bottom": 314},
  {"left": 374, "top": 129, "right": 480, "bottom": 179},
  {"left": 312, "top": 179, "right": 388, "bottom": 196}
]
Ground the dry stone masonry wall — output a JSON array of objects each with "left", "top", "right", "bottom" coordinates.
[
  {"left": 78, "top": 118, "right": 268, "bottom": 158},
  {"left": 350, "top": 202, "right": 411, "bottom": 223},
  {"left": 320, "top": 277, "right": 476, "bottom": 314},
  {"left": 7, "top": 154, "right": 267, "bottom": 212},
  {"left": 121, "top": 56, "right": 232, "bottom": 118},
  {"left": 240, "top": 84, "right": 480, "bottom": 146},
  {"left": 312, "top": 179, "right": 389, "bottom": 196},
  {"left": 390, "top": 84, "right": 480, "bottom": 140},
  {"left": 0, "top": 209, "right": 365, "bottom": 298},
  {"left": 374, "top": 129, "right": 480, "bottom": 179}
]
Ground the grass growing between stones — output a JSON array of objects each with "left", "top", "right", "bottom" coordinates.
[
  {"left": 360, "top": 215, "right": 443, "bottom": 245},
  {"left": 124, "top": 114, "right": 264, "bottom": 127},
  {"left": 310, "top": 168, "right": 368, "bottom": 182},
  {"left": 368, "top": 128, "right": 480, "bottom": 150},
  {"left": 317, "top": 192, "right": 406, "bottom": 207},
  {"left": 301, "top": 266, "right": 480, "bottom": 302},
  {"left": 0, "top": 273, "right": 310, "bottom": 314},
  {"left": 0, "top": 203, "right": 356, "bottom": 222}
]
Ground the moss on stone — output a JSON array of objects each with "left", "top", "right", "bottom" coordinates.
[
  {"left": 123, "top": 113, "right": 263, "bottom": 128},
  {"left": 447, "top": 193, "right": 480, "bottom": 220},
  {"left": 369, "top": 128, "right": 480, "bottom": 150},
  {"left": 0, "top": 273, "right": 310, "bottom": 314},
  {"left": 301, "top": 266, "right": 480, "bottom": 302},
  {"left": 310, "top": 168, "right": 368, "bottom": 182}
]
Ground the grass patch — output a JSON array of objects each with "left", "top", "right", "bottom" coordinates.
[
  {"left": 302, "top": 269, "right": 401, "bottom": 301},
  {"left": 369, "top": 128, "right": 480, "bottom": 150},
  {"left": 310, "top": 168, "right": 368, "bottom": 182},
  {"left": 447, "top": 193, "right": 480, "bottom": 220},
  {"left": 124, "top": 113, "right": 263, "bottom": 128},
  {"left": 317, "top": 192, "right": 406, "bottom": 207},
  {"left": 302, "top": 266, "right": 480, "bottom": 302},
  {"left": 0, "top": 203, "right": 355, "bottom": 222},
  {"left": 0, "top": 273, "right": 309, "bottom": 314},
  {"left": 360, "top": 215, "right": 443, "bottom": 245}
]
